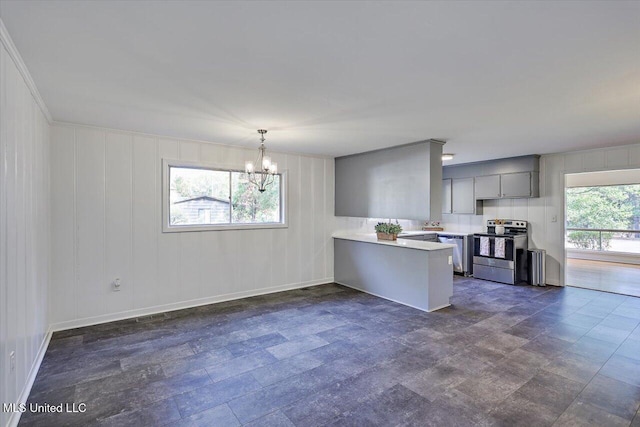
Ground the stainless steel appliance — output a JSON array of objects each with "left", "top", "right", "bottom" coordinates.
[
  {"left": 473, "top": 220, "right": 528, "bottom": 284},
  {"left": 528, "top": 249, "right": 546, "bottom": 286},
  {"left": 437, "top": 233, "right": 474, "bottom": 276}
]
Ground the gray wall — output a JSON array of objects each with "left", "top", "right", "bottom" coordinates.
[{"left": 335, "top": 140, "right": 443, "bottom": 221}]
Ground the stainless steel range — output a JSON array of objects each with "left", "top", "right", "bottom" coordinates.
[{"left": 473, "top": 220, "right": 528, "bottom": 285}]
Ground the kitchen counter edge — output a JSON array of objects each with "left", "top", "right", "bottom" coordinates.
[{"left": 332, "top": 232, "right": 456, "bottom": 252}]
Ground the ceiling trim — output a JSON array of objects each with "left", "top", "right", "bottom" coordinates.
[{"left": 0, "top": 18, "right": 52, "bottom": 123}]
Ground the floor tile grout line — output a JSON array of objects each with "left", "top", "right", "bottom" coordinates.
[
  {"left": 23, "top": 281, "right": 640, "bottom": 426},
  {"left": 548, "top": 316, "right": 635, "bottom": 426}
]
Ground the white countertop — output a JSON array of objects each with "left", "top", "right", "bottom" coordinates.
[{"left": 332, "top": 232, "right": 456, "bottom": 251}]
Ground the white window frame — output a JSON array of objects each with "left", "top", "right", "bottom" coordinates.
[{"left": 162, "top": 159, "right": 288, "bottom": 233}]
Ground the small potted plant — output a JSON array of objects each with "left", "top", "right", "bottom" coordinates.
[{"left": 375, "top": 221, "right": 403, "bottom": 241}]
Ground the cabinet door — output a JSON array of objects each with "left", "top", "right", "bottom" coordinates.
[
  {"left": 452, "top": 178, "right": 475, "bottom": 214},
  {"left": 442, "top": 179, "right": 452, "bottom": 214},
  {"left": 501, "top": 172, "right": 531, "bottom": 197},
  {"left": 474, "top": 175, "right": 501, "bottom": 199}
]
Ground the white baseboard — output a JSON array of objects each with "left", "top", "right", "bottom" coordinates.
[
  {"left": 546, "top": 278, "right": 561, "bottom": 287},
  {"left": 7, "top": 328, "right": 53, "bottom": 427},
  {"left": 50, "top": 278, "right": 334, "bottom": 332}
]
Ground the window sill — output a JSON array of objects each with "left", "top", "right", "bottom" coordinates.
[{"left": 162, "top": 223, "right": 288, "bottom": 233}]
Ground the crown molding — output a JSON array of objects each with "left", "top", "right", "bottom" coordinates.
[{"left": 0, "top": 17, "right": 52, "bottom": 123}]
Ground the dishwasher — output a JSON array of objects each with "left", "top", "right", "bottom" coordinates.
[{"left": 436, "top": 233, "right": 474, "bottom": 276}]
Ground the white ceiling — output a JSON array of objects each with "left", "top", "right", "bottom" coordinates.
[{"left": 1, "top": 1, "right": 639, "bottom": 163}]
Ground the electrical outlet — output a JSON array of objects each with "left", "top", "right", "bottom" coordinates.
[
  {"left": 551, "top": 215, "right": 558, "bottom": 223},
  {"left": 9, "top": 351, "right": 15, "bottom": 373},
  {"left": 113, "top": 278, "right": 121, "bottom": 292}
]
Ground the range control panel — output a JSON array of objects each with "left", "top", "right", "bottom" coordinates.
[{"left": 487, "top": 220, "right": 528, "bottom": 229}]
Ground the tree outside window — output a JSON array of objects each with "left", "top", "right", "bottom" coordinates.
[
  {"left": 566, "top": 184, "right": 640, "bottom": 251},
  {"left": 166, "top": 164, "right": 283, "bottom": 230}
]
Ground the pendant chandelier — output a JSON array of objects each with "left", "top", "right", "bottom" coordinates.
[{"left": 245, "top": 129, "right": 278, "bottom": 192}]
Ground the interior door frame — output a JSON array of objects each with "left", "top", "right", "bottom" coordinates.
[
  {"left": 563, "top": 172, "right": 568, "bottom": 288},
  {"left": 562, "top": 168, "right": 640, "bottom": 290}
]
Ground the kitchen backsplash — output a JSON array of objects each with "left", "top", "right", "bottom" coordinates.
[
  {"left": 333, "top": 217, "right": 425, "bottom": 234},
  {"left": 440, "top": 213, "right": 486, "bottom": 233},
  {"left": 334, "top": 199, "right": 532, "bottom": 235},
  {"left": 441, "top": 198, "right": 533, "bottom": 233}
]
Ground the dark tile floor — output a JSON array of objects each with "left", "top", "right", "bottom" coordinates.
[{"left": 19, "top": 277, "right": 640, "bottom": 426}]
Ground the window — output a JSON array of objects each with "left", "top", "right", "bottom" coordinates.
[
  {"left": 566, "top": 184, "right": 639, "bottom": 254},
  {"left": 162, "top": 160, "right": 286, "bottom": 232}
]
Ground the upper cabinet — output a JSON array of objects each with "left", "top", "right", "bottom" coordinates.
[
  {"left": 474, "top": 174, "right": 501, "bottom": 199},
  {"left": 501, "top": 171, "right": 539, "bottom": 198},
  {"left": 451, "top": 178, "right": 476, "bottom": 214},
  {"left": 443, "top": 155, "right": 540, "bottom": 214},
  {"left": 443, "top": 177, "right": 483, "bottom": 215},
  {"left": 473, "top": 171, "right": 540, "bottom": 200},
  {"left": 442, "top": 179, "right": 452, "bottom": 214}
]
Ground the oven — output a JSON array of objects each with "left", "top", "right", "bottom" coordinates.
[
  {"left": 473, "top": 234, "right": 517, "bottom": 262},
  {"left": 473, "top": 220, "right": 528, "bottom": 285}
]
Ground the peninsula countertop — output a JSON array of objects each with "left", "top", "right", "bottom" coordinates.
[{"left": 332, "top": 232, "right": 456, "bottom": 252}]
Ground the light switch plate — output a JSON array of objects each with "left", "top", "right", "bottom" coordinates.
[{"left": 448, "top": 255, "right": 452, "bottom": 265}]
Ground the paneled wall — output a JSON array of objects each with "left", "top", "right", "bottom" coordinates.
[
  {"left": 50, "top": 124, "right": 335, "bottom": 329},
  {"left": 441, "top": 143, "right": 640, "bottom": 286},
  {"left": 0, "top": 42, "right": 51, "bottom": 426}
]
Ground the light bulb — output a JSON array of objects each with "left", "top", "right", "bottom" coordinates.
[
  {"left": 270, "top": 163, "right": 278, "bottom": 174},
  {"left": 245, "top": 161, "right": 254, "bottom": 173},
  {"left": 262, "top": 156, "right": 271, "bottom": 170}
]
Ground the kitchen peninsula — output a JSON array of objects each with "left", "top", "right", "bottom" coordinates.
[{"left": 333, "top": 233, "right": 455, "bottom": 312}]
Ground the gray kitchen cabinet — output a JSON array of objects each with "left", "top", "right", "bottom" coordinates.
[
  {"left": 474, "top": 174, "right": 501, "bottom": 199},
  {"left": 443, "top": 155, "right": 540, "bottom": 200},
  {"left": 501, "top": 171, "right": 538, "bottom": 198},
  {"left": 442, "top": 179, "right": 452, "bottom": 214},
  {"left": 452, "top": 177, "right": 478, "bottom": 214}
]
